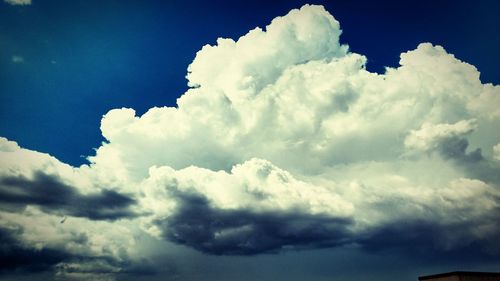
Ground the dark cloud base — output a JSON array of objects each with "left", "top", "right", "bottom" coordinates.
[
  {"left": 150, "top": 188, "right": 500, "bottom": 261},
  {"left": 0, "top": 226, "right": 159, "bottom": 277},
  {"left": 358, "top": 219, "right": 500, "bottom": 262},
  {"left": 0, "top": 227, "right": 70, "bottom": 273},
  {"left": 0, "top": 171, "right": 137, "bottom": 220},
  {"left": 154, "top": 192, "right": 353, "bottom": 255}
]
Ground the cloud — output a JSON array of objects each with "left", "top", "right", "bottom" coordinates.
[
  {"left": 0, "top": 224, "right": 141, "bottom": 278},
  {"left": 0, "top": 137, "right": 138, "bottom": 221},
  {"left": 404, "top": 119, "right": 477, "bottom": 152},
  {"left": 0, "top": 208, "right": 139, "bottom": 278},
  {"left": 1, "top": 3, "right": 500, "bottom": 277},
  {"left": 11, "top": 55, "right": 25, "bottom": 63},
  {"left": 357, "top": 217, "right": 500, "bottom": 261},
  {"left": 404, "top": 119, "right": 484, "bottom": 163},
  {"left": 140, "top": 160, "right": 500, "bottom": 257},
  {"left": 3, "top": 0, "right": 31, "bottom": 6},
  {"left": 185, "top": 5, "right": 347, "bottom": 94},
  {"left": 494, "top": 143, "right": 500, "bottom": 161},
  {"left": 0, "top": 138, "right": 148, "bottom": 278},
  {"left": 141, "top": 159, "right": 354, "bottom": 255},
  {"left": 356, "top": 177, "right": 500, "bottom": 256},
  {"left": 0, "top": 227, "right": 70, "bottom": 273},
  {"left": 0, "top": 172, "right": 137, "bottom": 220}
]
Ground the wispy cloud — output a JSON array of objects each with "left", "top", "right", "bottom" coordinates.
[
  {"left": 4, "top": 0, "right": 31, "bottom": 6},
  {"left": 11, "top": 55, "right": 24, "bottom": 63}
]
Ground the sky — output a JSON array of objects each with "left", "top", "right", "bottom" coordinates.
[{"left": 0, "top": 0, "right": 499, "bottom": 280}]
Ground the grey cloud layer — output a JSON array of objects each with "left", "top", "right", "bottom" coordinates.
[
  {"left": 1, "top": 4, "right": 500, "bottom": 278},
  {"left": 0, "top": 172, "right": 137, "bottom": 220}
]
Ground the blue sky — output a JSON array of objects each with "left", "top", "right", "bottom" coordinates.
[{"left": 1, "top": 1, "right": 500, "bottom": 281}]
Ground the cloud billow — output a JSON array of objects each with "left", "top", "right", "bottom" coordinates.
[
  {"left": 1, "top": 3, "right": 500, "bottom": 278},
  {"left": 142, "top": 159, "right": 354, "bottom": 255}
]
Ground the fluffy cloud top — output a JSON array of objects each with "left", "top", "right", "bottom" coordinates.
[{"left": 1, "top": 4, "right": 499, "bottom": 278}]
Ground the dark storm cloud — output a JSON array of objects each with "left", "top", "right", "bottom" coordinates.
[
  {"left": 0, "top": 171, "right": 137, "bottom": 220},
  {"left": 357, "top": 213, "right": 500, "bottom": 261},
  {"left": 152, "top": 192, "right": 353, "bottom": 255},
  {"left": 0, "top": 227, "right": 71, "bottom": 273},
  {"left": 156, "top": 198, "right": 500, "bottom": 259}
]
